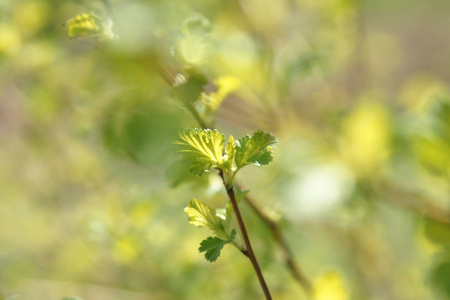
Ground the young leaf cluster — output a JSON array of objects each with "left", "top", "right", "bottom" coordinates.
[
  {"left": 176, "top": 128, "right": 277, "bottom": 262},
  {"left": 174, "top": 128, "right": 277, "bottom": 186}
]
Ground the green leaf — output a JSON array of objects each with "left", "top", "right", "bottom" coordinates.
[
  {"left": 64, "top": 12, "right": 115, "bottom": 39},
  {"left": 222, "top": 135, "right": 236, "bottom": 171},
  {"left": 184, "top": 198, "right": 230, "bottom": 240},
  {"left": 428, "top": 256, "right": 450, "bottom": 299},
  {"left": 209, "top": 76, "right": 241, "bottom": 112},
  {"left": 225, "top": 201, "right": 234, "bottom": 224},
  {"left": 171, "top": 71, "right": 208, "bottom": 104},
  {"left": 234, "top": 188, "right": 249, "bottom": 203},
  {"left": 424, "top": 218, "right": 450, "bottom": 247},
  {"left": 429, "top": 95, "right": 450, "bottom": 142},
  {"left": 199, "top": 229, "right": 236, "bottom": 262},
  {"left": 177, "top": 14, "right": 212, "bottom": 65},
  {"left": 235, "top": 130, "right": 277, "bottom": 168},
  {"left": 165, "top": 160, "right": 209, "bottom": 188},
  {"left": 173, "top": 128, "right": 225, "bottom": 176},
  {"left": 62, "top": 297, "right": 83, "bottom": 300}
]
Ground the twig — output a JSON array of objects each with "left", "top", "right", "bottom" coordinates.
[
  {"left": 219, "top": 171, "right": 272, "bottom": 300},
  {"left": 153, "top": 61, "right": 314, "bottom": 296},
  {"left": 376, "top": 180, "right": 450, "bottom": 224},
  {"left": 100, "top": 0, "right": 113, "bottom": 16},
  {"left": 184, "top": 102, "right": 209, "bottom": 129}
]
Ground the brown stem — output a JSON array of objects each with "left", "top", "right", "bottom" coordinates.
[
  {"left": 154, "top": 61, "right": 313, "bottom": 296},
  {"left": 219, "top": 172, "right": 272, "bottom": 300}
]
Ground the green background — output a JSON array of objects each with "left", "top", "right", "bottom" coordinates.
[{"left": 0, "top": 0, "right": 449, "bottom": 299}]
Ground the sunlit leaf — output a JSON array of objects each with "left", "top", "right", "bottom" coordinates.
[
  {"left": 199, "top": 229, "right": 236, "bottom": 262},
  {"left": 184, "top": 198, "right": 230, "bottom": 240},
  {"left": 314, "top": 271, "right": 349, "bottom": 300},
  {"left": 222, "top": 135, "right": 236, "bottom": 171},
  {"left": 173, "top": 128, "right": 225, "bottom": 175},
  {"left": 235, "top": 130, "right": 277, "bottom": 168},
  {"left": 414, "top": 136, "right": 450, "bottom": 176},
  {"left": 64, "top": 12, "right": 115, "bottom": 39},
  {"left": 209, "top": 76, "right": 241, "bottom": 112},
  {"left": 342, "top": 100, "right": 391, "bottom": 173},
  {"left": 14, "top": 1, "right": 50, "bottom": 36},
  {"left": 0, "top": 24, "right": 22, "bottom": 56},
  {"left": 428, "top": 256, "right": 450, "bottom": 299}
]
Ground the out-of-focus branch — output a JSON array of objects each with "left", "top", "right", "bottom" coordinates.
[
  {"left": 154, "top": 62, "right": 209, "bottom": 129},
  {"left": 100, "top": 0, "right": 112, "bottom": 14},
  {"left": 240, "top": 185, "right": 314, "bottom": 298},
  {"left": 377, "top": 180, "right": 450, "bottom": 225}
]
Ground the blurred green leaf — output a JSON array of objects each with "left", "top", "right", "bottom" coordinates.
[
  {"left": 430, "top": 96, "right": 450, "bottom": 142},
  {"left": 64, "top": 12, "right": 115, "bottom": 39},
  {"left": 177, "top": 14, "right": 213, "bottom": 65},
  {"left": 428, "top": 256, "right": 450, "bottom": 299},
  {"left": 102, "top": 97, "right": 183, "bottom": 165},
  {"left": 424, "top": 218, "right": 450, "bottom": 248},
  {"left": 171, "top": 71, "right": 208, "bottom": 105},
  {"left": 234, "top": 188, "right": 249, "bottom": 203},
  {"left": 166, "top": 160, "right": 209, "bottom": 187},
  {"left": 235, "top": 130, "right": 277, "bottom": 169},
  {"left": 414, "top": 136, "right": 450, "bottom": 175},
  {"left": 199, "top": 229, "right": 236, "bottom": 262}
]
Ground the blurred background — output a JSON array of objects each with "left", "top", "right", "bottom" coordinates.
[{"left": 0, "top": 0, "right": 449, "bottom": 299}]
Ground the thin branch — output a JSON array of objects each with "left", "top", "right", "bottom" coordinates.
[
  {"left": 153, "top": 61, "right": 313, "bottom": 296},
  {"left": 184, "top": 102, "right": 209, "bottom": 129},
  {"left": 100, "top": 0, "right": 113, "bottom": 16},
  {"left": 154, "top": 62, "right": 176, "bottom": 86},
  {"left": 219, "top": 172, "right": 272, "bottom": 300},
  {"left": 376, "top": 180, "right": 450, "bottom": 224},
  {"left": 153, "top": 62, "right": 209, "bottom": 129}
]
